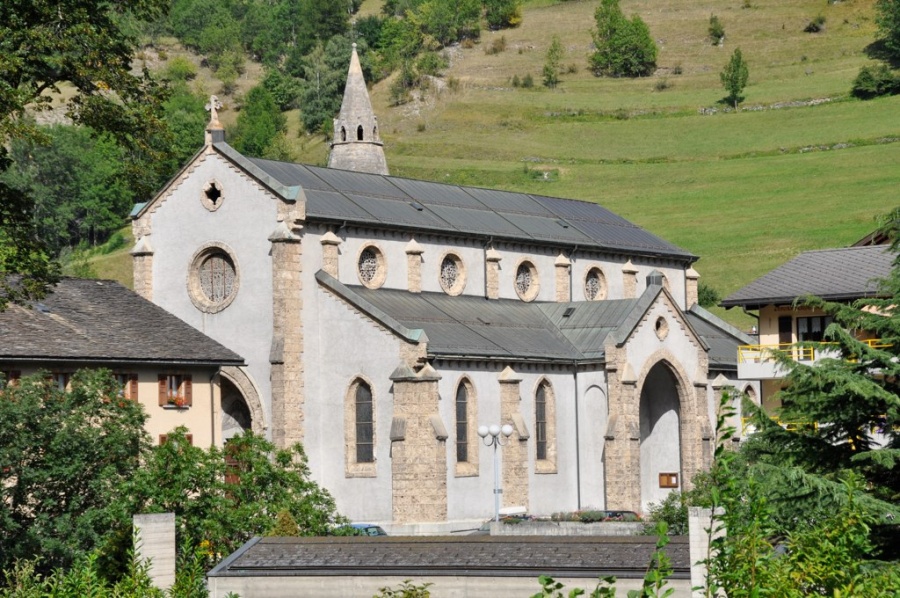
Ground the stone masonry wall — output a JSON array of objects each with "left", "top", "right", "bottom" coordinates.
[{"left": 500, "top": 370, "right": 528, "bottom": 511}]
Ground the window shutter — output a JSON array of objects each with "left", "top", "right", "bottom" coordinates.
[
  {"left": 159, "top": 434, "right": 168, "bottom": 445},
  {"left": 184, "top": 375, "right": 192, "bottom": 406},
  {"left": 129, "top": 375, "right": 138, "bottom": 401},
  {"left": 158, "top": 375, "right": 167, "bottom": 406},
  {"left": 186, "top": 434, "right": 193, "bottom": 445}
]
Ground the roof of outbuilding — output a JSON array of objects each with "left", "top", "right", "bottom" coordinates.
[
  {"left": 721, "top": 245, "right": 893, "bottom": 309},
  {"left": 0, "top": 278, "right": 244, "bottom": 366},
  {"left": 208, "top": 535, "right": 691, "bottom": 579},
  {"left": 213, "top": 147, "right": 695, "bottom": 261}
]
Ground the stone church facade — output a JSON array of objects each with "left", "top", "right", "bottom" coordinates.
[{"left": 132, "top": 46, "right": 756, "bottom": 528}]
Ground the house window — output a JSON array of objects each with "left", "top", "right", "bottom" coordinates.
[
  {"left": 115, "top": 373, "right": 139, "bottom": 401},
  {"left": 200, "top": 180, "right": 223, "bottom": 211},
  {"left": 357, "top": 125, "right": 364, "bottom": 141},
  {"left": 51, "top": 372, "right": 71, "bottom": 391},
  {"left": 534, "top": 380, "right": 557, "bottom": 473},
  {"left": 515, "top": 260, "right": 539, "bottom": 301},
  {"left": 159, "top": 434, "right": 193, "bottom": 446},
  {"left": 0, "top": 370, "right": 21, "bottom": 390},
  {"left": 797, "top": 316, "right": 833, "bottom": 343},
  {"left": 584, "top": 267, "right": 607, "bottom": 301},
  {"left": 355, "top": 382, "right": 374, "bottom": 463},
  {"left": 440, "top": 253, "right": 466, "bottom": 295},
  {"left": 456, "top": 384, "right": 468, "bottom": 463},
  {"left": 357, "top": 245, "right": 386, "bottom": 289},
  {"left": 158, "top": 374, "right": 192, "bottom": 408}
]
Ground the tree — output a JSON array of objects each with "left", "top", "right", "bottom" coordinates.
[
  {"left": 118, "top": 428, "right": 345, "bottom": 565},
  {"left": 590, "top": 0, "right": 657, "bottom": 78},
  {"left": 232, "top": 86, "right": 287, "bottom": 158},
  {"left": 0, "top": 370, "right": 151, "bottom": 572},
  {"left": 484, "top": 0, "right": 523, "bottom": 30},
  {"left": 0, "top": 0, "right": 172, "bottom": 308},
  {"left": 543, "top": 35, "right": 564, "bottom": 88},
  {"left": 720, "top": 47, "right": 749, "bottom": 109},
  {"left": 2, "top": 125, "right": 132, "bottom": 253},
  {"left": 876, "top": 0, "right": 900, "bottom": 60}
]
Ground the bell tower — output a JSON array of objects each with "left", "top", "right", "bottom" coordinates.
[{"left": 328, "top": 44, "right": 389, "bottom": 175}]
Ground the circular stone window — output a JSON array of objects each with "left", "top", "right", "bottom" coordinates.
[
  {"left": 357, "top": 244, "right": 386, "bottom": 289},
  {"left": 655, "top": 316, "right": 670, "bottom": 340},
  {"left": 188, "top": 243, "right": 239, "bottom": 313},
  {"left": 515, "top": 260, "right": 540, "bottom": 302},
  {"left": 584, "top": 267, "right": 607, "bottom": 301},
  {"left": 439, "top": 253, "right": 466, "bottom": 295}
]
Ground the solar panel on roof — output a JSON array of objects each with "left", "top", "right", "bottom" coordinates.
[
  {"left": 465, "top": 187, "right": 555, "bottom": 216},
  {"left": 503, "top": 213, "right": 594, "bottom": 244},
  {"left": 389, "top": 178, "right": 486, "bottom": 209},
  {"left": 426, "top": 204, "right": 522, "bottom": 237},
  {"left": 344, "top": 193, "right": 449, "bottom": 228},
  {"left": 305, "top": 190, "right": 379, "bottom": 221},
  {"left": 308, "top": 165, "right": 410, "bottom": 199},
  {"left": 247, "top": 158, "right": 335, "bottom": 191}
]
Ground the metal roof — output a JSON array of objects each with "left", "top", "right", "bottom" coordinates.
[
  {"left": 0, "top": 278, "right": 244, "bottom": 366},
  {"left": 721, "top": 245, "right": 893, "bottom": 309},
  {"left": 317, "top": 272, "right": 739, "bottom": 367},
  {"left": 209, "top": 535, "right": 691, "bottom": 579},
  {"left": 237, "top": 151, "right": 695, "bottom": 261}
]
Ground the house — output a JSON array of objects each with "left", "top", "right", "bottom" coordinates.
[
  {"left": 130, "top": 46, "right": 755, "bottom": 528},
  {"left": 720, "top": 243, "right": 893, "bottom": 410},
  {"left": 0, "top": 277, "right": 244, "bottom": 446}
]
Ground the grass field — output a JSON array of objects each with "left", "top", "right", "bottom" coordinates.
[{"left": 97, "top": 0, "right": 898, "bottom": 329}]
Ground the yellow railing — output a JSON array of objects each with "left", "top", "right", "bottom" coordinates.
[{"left": 737, "top": 339, "right": 888, "bottom": 364}]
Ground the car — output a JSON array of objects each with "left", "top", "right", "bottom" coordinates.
[{"left": 349, "top": 523, "right": 388, "bottom": 536}]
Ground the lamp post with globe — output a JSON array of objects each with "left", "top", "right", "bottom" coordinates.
[{"left": 478, "top": 423, "right": 514, "bottom": 522}]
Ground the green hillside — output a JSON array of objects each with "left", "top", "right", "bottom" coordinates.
[{"left": 102, "top": 0, "right": 899, "bottom": 329}]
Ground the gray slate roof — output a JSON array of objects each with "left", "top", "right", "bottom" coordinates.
[
  {"left": 223, "top": 148, "right": 694, "bottom": 261},
  {"left": 209, "top": 535, "right": 690, "bottom": 579},
  {"left": 317, "top": 272, "right": 738, "bottom": 369},
  {"left": 0, "top": 278, "right": 244, "bottom": 366},
  {"left": 721, "top": 245, "right": 893, "bottom": 309}
]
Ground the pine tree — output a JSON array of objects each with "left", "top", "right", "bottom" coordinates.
[{"left": 543, "top": 35, "right": 564, "bottom": 88}]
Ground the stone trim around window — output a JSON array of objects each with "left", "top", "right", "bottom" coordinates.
[
  {"left": 187, "top": 242, "right": 240, "bottom": 314},
  {"left": 200, "top": 179, "right": 224, "bottom": 212},
  {"left": 345, "top": 377, "right": 377, "bottom": 478},
  {"left": 356, "top": 243, "right": 387, "bottom": 289},
  {"left": 534, "top": 380, "right": 557, "bottom": 474},
  {"left": 439, "top": 251, "right": 467, "bottom": 296},
  {"left": 514, "top": 259, "right": 540, "bottom": 302},
  {"left": 584, "top": 266, "right": 608, "bottom": 301},
  {"left": 454, "top": 378, "right": 479, "bottom": 477}
]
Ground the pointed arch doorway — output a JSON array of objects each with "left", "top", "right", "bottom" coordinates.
[{"left": 639, "top": 362, "right": 682, "bottom": 511}]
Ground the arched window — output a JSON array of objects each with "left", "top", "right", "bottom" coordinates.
[
  {"left": 454, "top": 378, "right": 478, "bottom": 477},
  {"left": 456, "top": 384, "right": 468, "bottom": 463},
  {"left": 535, "top": 384, "right": 548, "bottom": 460},
  {"left": 356, "top": 382, "right": 374, "bottom": 463},
  {"left": 535, "top": 380, "right": 557, "bottom": 473},
  {"left": 373, "top": 125, "right": 378, "bottom": 139},
  {"left": 345, "top": 378, "right": 376, "bottom": 477},
  {"left": 357, "top": 125, "right": 364, "bottom": 141},
  {"left": 340, "top": 127, "right": 347, "bottom": 142}
]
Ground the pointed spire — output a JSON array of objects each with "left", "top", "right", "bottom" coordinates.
[{"left": 328, "top": 44, "right": 389, "bottom": 175}]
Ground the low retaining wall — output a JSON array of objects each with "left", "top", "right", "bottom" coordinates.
[{"left": 490, "top": 521, "right": 644, "bottom": 536}]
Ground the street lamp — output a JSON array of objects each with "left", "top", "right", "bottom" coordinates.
[{"left": 478, "top": 423, "right": 514, "bottom": 522}]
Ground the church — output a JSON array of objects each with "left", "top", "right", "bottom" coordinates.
[{"left": 131, "top": 45, "right": 755, "bottom": 529}]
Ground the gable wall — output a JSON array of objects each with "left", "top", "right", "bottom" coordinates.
[{"left": 142, "top": 154, "right": 279, "bottom": 425}]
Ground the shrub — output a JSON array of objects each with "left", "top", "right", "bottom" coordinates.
[
  {"left": 416, "top": 51, "right": 448, "bottom": 77},
  {"left": 804, "top": 14, "right": 826, "bottom": 33},
  {"left": 485, "top": 35, "right": 507, "bottom": 55},
  {"left": 673, "top": 64, "right": 683, "bottom": 75},
  {"left": 522, "top": 73, "right": 534, "bottom": 88},
  {"left": 511, "top": 74, "right": 521, "bottom": 87},
  {"left": 590, "top": 0, "right": 658, "bottom": 77},
  {"left": 698, "top": 282, "right": 721, "bottom": 307},
  {"left": 164, "top": 56, "right": 197, "bottom": 82},
  {"left": 644, "top": 491, "right": 688, "bottom": 535},
  {"left": 654, "top": 77, "right": 672, "bottom": 91},
  {"left": 851, "top": 64, "right": 900, "bottom": 99},
  {"left": 709, "top": 14, "right": 725, "bottom": 45}
]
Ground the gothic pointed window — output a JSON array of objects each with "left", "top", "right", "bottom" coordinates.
[
  {"left": 535, "top": 384, "right": 547, "bottom": 461},
  {"left": 341, "top": 127, "right": 347, "bottom": 142},
  {"left": 357, "top": 125, "right": 364, "bottom": 141},
  {"left": 355, "top": 382, "right": 374, "bottom": 463},
  {"left": 535, "top": 380, "right": 557, "bottom": 473},
  {"left": 456, "top": 384, "right": 468, "bottom": 463}
]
